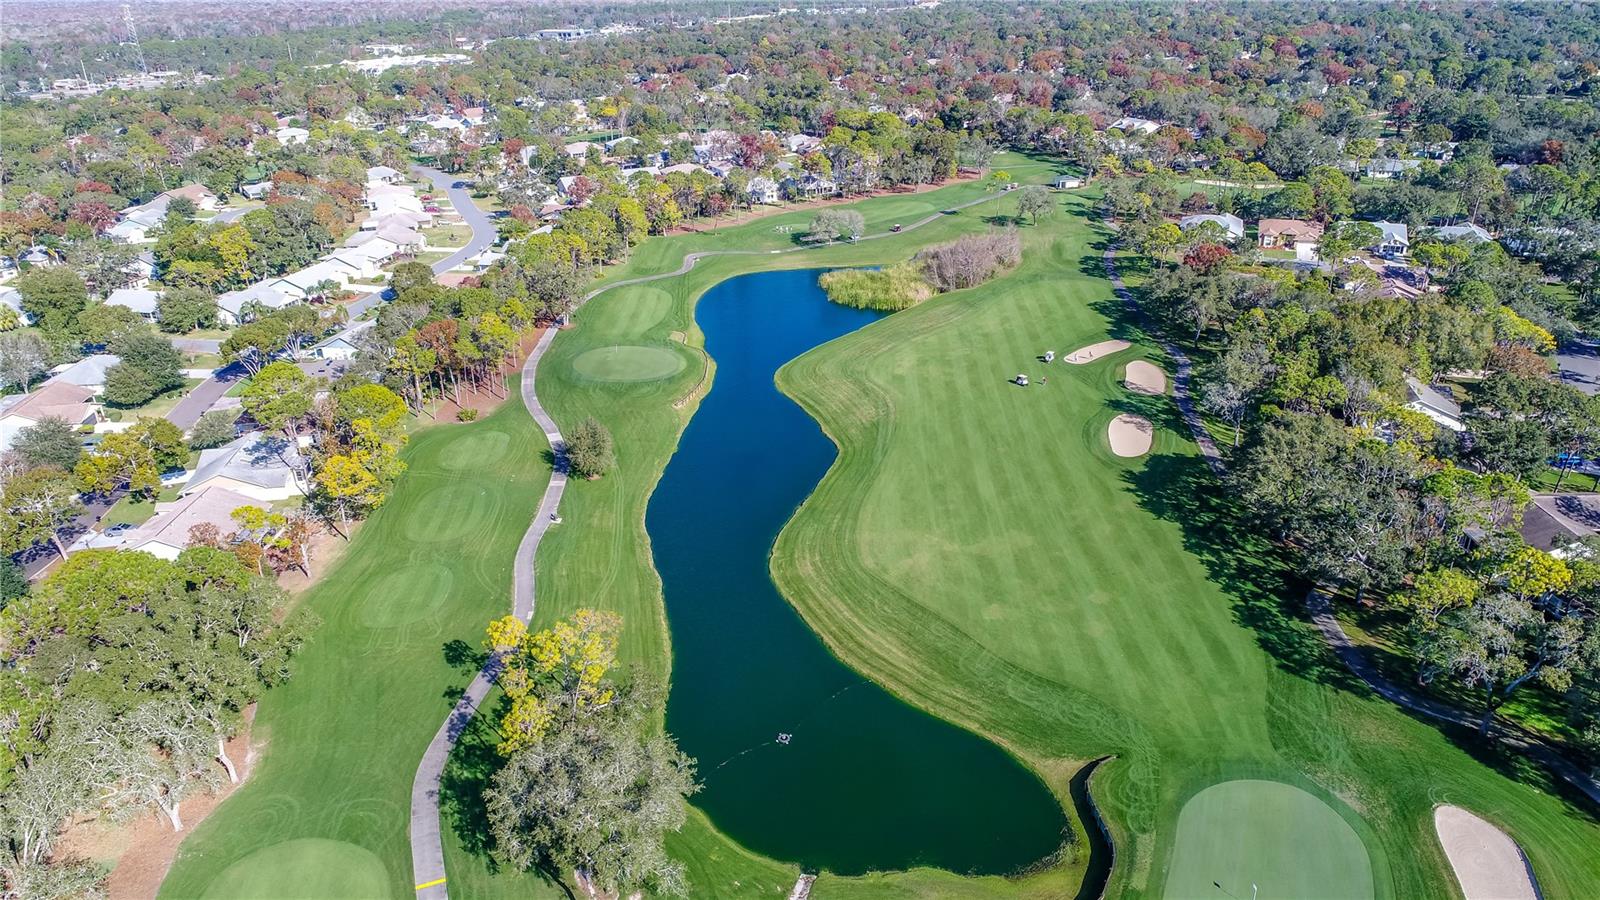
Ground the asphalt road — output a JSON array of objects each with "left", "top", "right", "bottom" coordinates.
[
  {"left": 1557, "top": 339, "right": 1600, "bottom": 396},
  {"left": 411, "top": 164, "right": 499, "bottom": 275}
]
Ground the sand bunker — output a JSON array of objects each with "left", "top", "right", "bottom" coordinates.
[
  {"left": 1434, "top": 806, "right": 1539, "bottom": 900},
  {"left": 1108, "top": 414, "right": 1153, "bottom": 457},
  {"left": 1124, "top": 360, "right": 1167, "bottom": 395},
  {"left": 1064, "top": 339, "right": 1131, "bottom": 364}
]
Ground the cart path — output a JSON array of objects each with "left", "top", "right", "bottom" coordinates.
[
  {"left": 407, "top": 183, "right": 1024, "bottom": 897},
  {"left": 1102, "top": 242, "right": 1600, "bottom": 812}
]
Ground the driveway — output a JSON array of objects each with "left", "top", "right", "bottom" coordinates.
[{"left": 166, "top": 363, "right": 244, "bottom": 430}]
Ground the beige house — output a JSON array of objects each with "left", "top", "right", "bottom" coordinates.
[
  {"left": 1257, "top": 218, "right": 1324, "bottom": 251},
  {"left": 0, "top": 380, "right": 99, "bottom": 453},
  {"left": 117, "top": 485, "right": 259, "bottom": 560}
]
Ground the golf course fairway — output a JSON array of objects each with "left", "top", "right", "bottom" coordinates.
[{"left": 158, "top": 155, "right": 1600, "bottom": 899}]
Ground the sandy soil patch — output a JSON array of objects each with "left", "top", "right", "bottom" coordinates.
[
  {"left": 1434, "top": 805, "right": 1539, "bottom": 900},
  {"left": 1124, "top": 360, "right": 1167, "bottom": 395},
  {"left": 1065, "top": 339, "right": 1131, "bottom": 364},
  {"left": 1108, "top": 414, "right": 1154, "bottom": 457},
  {"left": 53, "top": 708, "right": 260, "bottom": 900}
]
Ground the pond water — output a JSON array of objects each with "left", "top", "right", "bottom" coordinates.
[{"left": 646, "top": 268, "right": 1067, "bottom": 875}]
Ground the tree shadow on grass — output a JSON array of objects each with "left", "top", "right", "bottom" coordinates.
[
  {"left": 438, "top": 693, "right": 581, "bottom": 896},
  {"left": 1119, "top": 453, "right": 1357, "bottom": 691}
]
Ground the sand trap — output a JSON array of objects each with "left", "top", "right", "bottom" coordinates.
[
  {"left": 1064, "top": 339, "right": 1131, "bottom": 364},
  {"left": 1108, "top": 414, "right": 1153, "bottom": 457},
  {"left": 1434, "top": 806, "right": 1539, "bottom": 900},
  {"left": 1124, "top": 360, "right": 1167, "bottom": 395}
]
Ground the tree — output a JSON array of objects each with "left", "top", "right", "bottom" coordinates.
[
  {"left": 77, "top": 303, "right": 144, "bottom": 347},
  {"left": 312, "top": 454, "right": 379, "bottom": 535},
  {"left": 483, "top": 610, "right": 697, "bottom": 895},
  {"left": 239, "top": 361, "right": 316, "bottom": 439},
  {"left": 221, "top": 318, "right": 290, "bottom": 376},
  {"left": 805, "top": 209, "right": 865, "bottom": 244},
  {"left": 0, "top": 466, "right": 83, "bottom": 559},
  {"left": 0, "top": 557, "right": 27, "bottom": 608},
  {"left": 0, "top": 331, "right": 51, "bottom": 395},
  {"left": 565, "top": 417, "right": 615, "bottom": 479},
  {"left": 188, "top": 410, "right": 238, "bottom": 450},
  {"left": 1420, "top": 590, "right": 1591, "bottom": 736},
  {"left": 103, "top": 330, "right": 184, "bottom": 407},
  {"left": 75, "top": 431, "right": 161, "bottom": 498},
  {"left": 10, "top": 417, "right": 85, "bottom": 471},
  {"left": 130, "top": 417, "right": 187, "bottom": 471},
  {"left": 156, "top": 286, "right": 218, "bottom": 333},
  {"left": 14, "top": 268, "right": 89, "bottom": 337},
  {"left": 1015, "top": 184, "right": 1052, "bottom": 224},
  {"left": 389, "top": 261, "right": 437, "bottom": 299}
]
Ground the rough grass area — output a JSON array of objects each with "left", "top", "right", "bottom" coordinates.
[
  {"left": 157, "top": 389, "right": 550, "bottom": 899},
  {"left": 819, "top": 263, "right": 934, "bottom": 311}
]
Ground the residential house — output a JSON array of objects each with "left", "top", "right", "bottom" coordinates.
[
  {"left": 275, "top": 126, "right": 310, "bottom": 146},
  {"left": 216, "top": 283, "right": 299, "bottom": 325},
  {"left": 184, "top": 431, "right": 303, "bottom": 501},
  {"left": 1108, "top": 116, "right": 1162, "bottom": 135},
  {"left": 1428, "top": 223, "right": 1493, "bottom": 244},
  {"left": 1257, "top": 218, "right": 1324, "bottom": 252},
  {"left": 160, "top": 184, "right": 220, "bottom": 211},
  {"left": 50, "top": 354, "right": 120, "bottom": 395},
  {"left": 0, "top": 380, "right": 100, "bottom": 452},
  {"left": 1053, "top": 174, "right": 1085, "bottom": 189},
  {"left": 1404, "top": 376, "right": 1465, "bottom": 432},
  {"left": 785, "top": 133, "right": 823, "bottom": 154},
  {"left": 267, "top": 261, "right": 355, "bottom": 300},
  {"left": 308, "top": 321, "right": 374, "bottom": 361},
  {"left": 1365, "top": 158, "right": 1422, "bottom": 180},
  {"left": 562, "top": 141, "right": 597, "bottom": 159},
  {"left": 366, "top": 165, "right": 404, "bottom": 184},
  {"left": 240, "top": 181, "right": 275, "bottom": 200},
  {"left": 326, "top": 248, "right": 385, "bottom": 280},
  {"left": 1178, "top": 213, "right": 1245, "bottom": 243},
  {"left": 0, "top": 286, "right": 31, "bottom": 324},
  {"left": 748, "top": 176, "right": 781, "bottom": 205},
  {"left": 343, "top": 232, "right": 405, "bottom": 264},
  {"left": 122, "top": 252, "right": 158, "bottom": 289},
  {"left": 1520, "top": 494, "right": 1600, "bottom": 555},
  {"left": 104, "top": 287, "right": 161, "bottom": 320},
  {"left": 112, "top": 485, "right": 260, "bottom": 560},
  {"left": 785, "top": 173, "right": 839, "bottom": 199},
  {"left": 1370, "top": 221, "right": 1410, "bottom": 258},
  {"left": 107, "top": 197, "right": 172, "bottom": 244}
]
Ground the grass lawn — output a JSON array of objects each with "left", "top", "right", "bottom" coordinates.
[
  {"left": 160, "top": 152, "right": 1600, "bottom": 900},
  {"left": 421, "top": 223, "right": 473, "bottom": 248},
  {"left": 158, "top": 390, "right": 551, "bottom": 899},
  {"left": 103, "top": 378, "right": 204, "bottom": 422},
  {"left": 1531, "top": 466, "right": 1600, "bottom": 493},
  {"left": 100, "top": 487, "right": 181, "bottom": 528}
]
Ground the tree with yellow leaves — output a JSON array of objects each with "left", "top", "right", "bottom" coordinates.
[{"left": 485, "top": 609, "right": 621, "bottom": 754}]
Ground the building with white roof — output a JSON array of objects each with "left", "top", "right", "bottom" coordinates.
[
  {"left": 105, "top": 287, "right": 161, "bottom": 320},
  {"left": 1178, "top": 213, "right": 1245, "bottom": 242},
  {"left": 216, "top": 283, "right": 299, "bottom": 325},
  {"left": 50, "top": 354, "right": 120, "bottom": 394}
]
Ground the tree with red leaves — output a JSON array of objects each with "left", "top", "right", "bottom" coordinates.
[{"left": 1183, "top": 242, "right": 1233, "bottom": 274}]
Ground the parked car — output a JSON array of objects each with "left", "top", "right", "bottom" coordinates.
[{"left": 424, "top": 205, "right": 442, "bottom": 213}]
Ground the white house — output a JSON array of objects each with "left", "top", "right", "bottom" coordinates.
[
  {"left": 343, "top": 232, "right": 405, "bottom": 264},
  {"left": 1370, "top": 221, "right": 1410, "bottom": 258},
  {"left": 0, "top": 287, "right": 31, "bottom": 324},
  {"left": 105, "top": 287, "right": 161, "bottom": 320},
  {"left": 240, "top": 181, "right": 275, "bottom": 200},
  {"left": 184, "top": 431, "right": 303, "bottom": 501},
  {"left": 0, "top": 381, "right": 100, "bottom": 453},
  {"left": 326, "top": 248, "right": 385, "bottom": 280},
  {"left": 267, "top": 261, "right": 355, "bottom": 300},
  {"left": 562, "top": 141, "right": 597, "bottom": 158},
  {"left": 307, "top": 320, "right": 374, "bottom": 361},
  {"left": 1108, "top": 116, "right": 1162, "bottom": 135},
  {"left": 1178, "top": 213, "right": 1245, "bottom": 242},
  {"left": 366, "top": 165, "right": 403, "bottom": 184},
  {"left": 216, "top": 283, "right": 299, "bottom": 325},
  {"left": 785, "top": 133, "right": 823, "bottom": 154},
  {"left": 1365, "top": 158, "right": 1422, "bottom": 180},
  {"left": 748, "top": 176, "right": 781, "bottom": 205},
  {"left": 107, "top": 197, "right": 172, "bottom": 244},
  {"left": 50, "top": 354, "right": 120, "bottom": 395},
  {"left": 275, "top": 126, "right": 310, "bottom": 146},
  {"left": 1053, "top": 174, "right": 1085, "bottom": 189},
  {"left": 1404, "top": 376, "right": 1465, "bottom": 432},
  {"left": 1429, "top": 223, "right": 1493, "bottom": 244}
]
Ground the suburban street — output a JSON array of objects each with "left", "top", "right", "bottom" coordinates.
[{"left": 411, "top": 163, "right": 499, "bottom": 274}]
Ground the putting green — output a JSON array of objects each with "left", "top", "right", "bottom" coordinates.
[
  {"left": 199, "top": 838, "right": 389, "bottom": 899},
  {"left": 571, "top": 344, "right": 686, "bottom": 382},
  {"left": 1163, "top": 780, "right": 1374, "bottom": 899},
  {"left": 356, "top": 563, "right": 454, "bottom": 628}
]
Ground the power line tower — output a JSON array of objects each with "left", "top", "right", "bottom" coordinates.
[{"left": 122, "top": 4, "right": 148, "bottom": 75}]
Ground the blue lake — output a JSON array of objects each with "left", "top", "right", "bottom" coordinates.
[{"left": 645, "top": 268, "right": 1067, "bottom": 875}]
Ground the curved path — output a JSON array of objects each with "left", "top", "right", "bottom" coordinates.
[
  {"left": 1101, "top": 244, "right": 1600, "bottom": 812},
  {"left": 407, "top": 182, "right": 1022, "bottom": 897}
]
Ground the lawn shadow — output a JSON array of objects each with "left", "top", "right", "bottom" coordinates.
[{"left": 1119, "top": 454, "right": 1358, "bottom": 692}]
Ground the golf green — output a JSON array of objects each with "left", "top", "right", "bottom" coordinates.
[
  {"left": 571, "top": 344, "right": 686, "bottom": 382},
  {"left": 1163, "top": 780, "right": 1374, "bottom": 900},
  {"left": 198, "top": 838, "right": 389, "bottom": 899}
]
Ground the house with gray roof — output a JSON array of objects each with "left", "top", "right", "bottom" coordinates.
[
  {"left": 105, "top": 287, "right": 161, "bottom": 320},
  {"left": 1404, "top": 376, "right": 1464, "bottom": 432},
  {"left": 1178, "top": 213, "right": 1245, "bottom": 242},
  {"left": 50, "top": 354, "right": 121, "bottom": 394},
  {"left": 183, "top": 431, "right": 304, "bottom": 501},
  {"left": 216, "top": 283, "right": 299, "bottom": 325}
]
